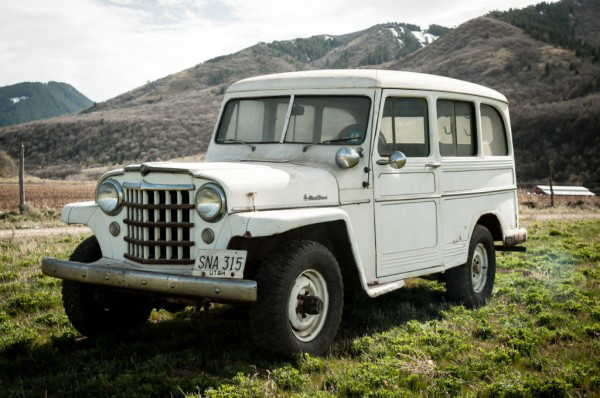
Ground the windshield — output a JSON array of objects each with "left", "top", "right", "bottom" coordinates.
[{"left": 216, "top": 96, "right": 370, "bottom": 145}]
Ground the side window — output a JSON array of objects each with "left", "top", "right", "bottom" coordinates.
[
  {"left": 378, "top": 97, "right": 429, "bottom": 157},
  {"left": 481, "top": 104, "right": 508, "bottom": 156},
  {"left": 436, "top": 100, "right": 477, "bottom": 157}
]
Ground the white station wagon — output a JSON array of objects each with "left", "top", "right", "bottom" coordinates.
[{"left": 42, "top": 70, "right": 527, "bottom": 356}]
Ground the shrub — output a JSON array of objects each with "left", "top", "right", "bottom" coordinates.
[{"left": 272, "top": 364, "right": 303, "bottom": 391}]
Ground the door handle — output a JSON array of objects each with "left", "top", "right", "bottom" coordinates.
[{"left": 425, "top": 162, "right": 441, "bottom": 168}]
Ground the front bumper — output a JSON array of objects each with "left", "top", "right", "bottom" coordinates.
[{"left": 41, "top": 257, "right": 257, "bottom": 302}]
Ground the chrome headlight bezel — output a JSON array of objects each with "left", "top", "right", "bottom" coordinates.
[
  {"left": 195, "top": 183, "right": 226, "bottom": 222},
  {"left": 96, "top": 179, "right": 124, "bottom": 216}
]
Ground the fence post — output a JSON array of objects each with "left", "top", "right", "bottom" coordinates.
[
  {"left": 19, "top": 143, "right": 25, "bottom": 214},
  {"left": 548, "top": 158, "right": 554, "bottom": 207}
]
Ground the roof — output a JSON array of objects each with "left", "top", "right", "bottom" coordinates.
[
  {"left": 533, "top": 185, "right": 595, "bottom": 196},
  {"left": 227, "top": 70, "right": 507, "bottom": 102}
]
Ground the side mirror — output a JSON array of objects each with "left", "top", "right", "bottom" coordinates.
[
  {"left": 376, "top": 151, "right": 406, "bottom": 169},
  {"left": 335, "top": 147, "right": 361, "bottom": 169}
]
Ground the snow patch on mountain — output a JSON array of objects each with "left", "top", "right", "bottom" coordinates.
[
  {"left": 10, "top": 96, "right": 27, "bottom": 104},
  {"left": 411, "top": 30, "right": 439, "bottom": 46}
]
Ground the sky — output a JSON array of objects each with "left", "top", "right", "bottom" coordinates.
[{"left": 0, "top": 0, "right": 558, "bottom": 102}]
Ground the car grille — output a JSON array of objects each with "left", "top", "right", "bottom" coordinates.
[{"left": 122, "top": 182, "right": 195, "bottom": 265}]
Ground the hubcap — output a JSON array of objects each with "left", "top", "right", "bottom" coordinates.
[
  {"left": 471, "top": 243, "right": 488, "bottom": 293},
  {"left": 288, "top": 269, "right": 329, "bottom": 342}
]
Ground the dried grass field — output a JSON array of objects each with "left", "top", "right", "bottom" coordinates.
[{"left": 0, "top": 182, "right": 95, "bottom": 212}]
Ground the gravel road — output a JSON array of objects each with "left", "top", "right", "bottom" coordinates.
[{"left": 0, "top": 226, "right": 92, "bottom": 240}]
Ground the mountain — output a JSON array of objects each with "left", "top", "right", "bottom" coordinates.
[
  {"left": 0, "top": 0, "right": 598, "bottom": 186},
  {"left": 0, "top": 82, "right": 93, "bottom": 128}
]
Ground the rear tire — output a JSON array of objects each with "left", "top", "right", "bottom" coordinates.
[
  {"left": 250, "top": 240, "right": 343, "bottom": 357},
  {"left": 445, "top": 225, "right": 496, "bottom": 308},
  {"left": 62, "top": 236, "right": 152, "bottom": 337}
]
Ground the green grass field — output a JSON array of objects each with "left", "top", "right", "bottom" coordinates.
[{"left": 0, "top": 219, "right": 598, "bottom": 397}]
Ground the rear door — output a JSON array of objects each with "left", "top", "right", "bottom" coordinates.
[{"left": 372, "top": 91, "right": 442, "bottom": 278}]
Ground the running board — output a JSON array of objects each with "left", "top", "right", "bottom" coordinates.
[{"left": 495, "top": 245, "right": 526, "bottom": 252}]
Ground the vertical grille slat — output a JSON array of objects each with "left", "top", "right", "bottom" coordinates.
[
  {"left": 123, "top": 183, "right": 195, "bottom": 265},
  {"left": 177, "top": 191, "right": 183, "bottom": 260}
]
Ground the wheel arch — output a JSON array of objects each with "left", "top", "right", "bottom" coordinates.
[
  {"left": 227, "top": 210, "right": 363, "bottom": 291},
  {"left": 473, "top": 212, "right": 504, "bottom": 242}
]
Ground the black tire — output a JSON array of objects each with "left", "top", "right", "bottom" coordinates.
[
  {"left": 62, "top": 236, "right": 152, "bottom": 337},
  {"left": 250, "top": 240, "right": 343, "bottom": 357},
  {"left": 445, "top": 225, "right": 496, "bottom": 308}
]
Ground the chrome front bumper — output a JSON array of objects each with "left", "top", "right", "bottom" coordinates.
[{"left": 41, "top": 257, "right": 257, "bottom": 302}]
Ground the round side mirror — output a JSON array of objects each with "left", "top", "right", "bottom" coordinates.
[
  {"left": 335, "top": 147, "right": 360, "bottom": 169},
  {"left": 376, "top": 151, "right": 407, "bottom": 169},
  {"left": 389, "top": 151, "right": 407, "bottom": 169}
]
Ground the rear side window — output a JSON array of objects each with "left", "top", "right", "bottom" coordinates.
[
  {"left": 378, "top": 97, "right": 429, "bottom": 157},
  {"left": 481, "top": 105, "right": 508, "bottom": 156},
  {"left": 437, "top": 100, "right": 477, "bottom": 157}
]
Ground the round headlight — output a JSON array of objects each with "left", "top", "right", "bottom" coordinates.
[
  {"left": 195, "top": 183, "right": 226, "bottom": 222},
  {"left": 96, "top": 179, "right": 123, "bottom": 215}
]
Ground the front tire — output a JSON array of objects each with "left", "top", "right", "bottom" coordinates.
[
  {"left": 250, "top": 240, "right": 343, "bottom": 357},
  {"left": 62, "top": 236, "right": 152, "bottom": 337},
  {"left": 445, "top": 225, "right": 496, "bottom": 308}
]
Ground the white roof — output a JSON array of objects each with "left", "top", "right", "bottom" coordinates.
[
  {"left": 228, "top": 70, "right": 507, "bottom": 102},
  {"left": 534, "top": 185, "right": 595, "bottom": 196}
]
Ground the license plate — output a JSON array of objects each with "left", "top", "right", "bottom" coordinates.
[{"left": 193, "top": 250, "right": 247, "bottom": 279}]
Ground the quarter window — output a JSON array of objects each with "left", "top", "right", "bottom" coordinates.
[
  {"left": 481, "top": 104, "right": 508, "bottom": 156},
  {"left": 437, "top": 100, "right": 477, "bottom": 157},
  {"left": 378, "top": 97, "right": 429, "bottom": 157}
]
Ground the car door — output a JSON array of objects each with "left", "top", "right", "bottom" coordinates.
[{"left": 372, "top": 91, "right": 442, "bottom": 278}]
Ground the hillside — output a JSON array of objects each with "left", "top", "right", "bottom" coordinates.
[
  {"left": 389, "top": 15, "right": 600, "bottom": 185},
  {"left": 0, "top": 23, "right": 446, "bottom": 179},
  {"left": 0, "top": 82, "right": 93, "bottom": 128}
]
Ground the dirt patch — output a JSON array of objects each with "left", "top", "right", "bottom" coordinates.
[{"left": 0, "top": 226, "right": 91, "bottom": 240}]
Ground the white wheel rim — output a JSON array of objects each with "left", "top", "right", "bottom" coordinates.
[
  {"left": 471, "top": 243, "right": 488, "bottom": 293},
  {"left": 288, "top": 269, "right": 329, "bottom": 342}
]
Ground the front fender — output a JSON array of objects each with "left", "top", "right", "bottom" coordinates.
[
  {"left": 61, "top": 201, "right": 97, "bottom": 224},
  {"left": 230, "top": 207, "right": 351, "bottom": 238},
  {"left": 227, "top": 208, "right": 400, "bottom": 297}
]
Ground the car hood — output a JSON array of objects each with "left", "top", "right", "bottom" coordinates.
[{"left": 123, "top": 161, "right": 340, "bottom": 211}]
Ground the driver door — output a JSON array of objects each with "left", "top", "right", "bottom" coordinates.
[{"left": 373, "top": 92, "right": 442, "bottom": 278}]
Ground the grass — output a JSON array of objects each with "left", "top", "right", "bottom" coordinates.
[
  {"left": 0, "top": 219, "right": 599, "bottom": 397},
  {"left": 0, "top": 205, "right": 64, "bottom": 230}
]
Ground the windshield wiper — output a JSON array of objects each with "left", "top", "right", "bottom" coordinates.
[
  {"left": 220, "top": 138, "right": 256, "bottom": 151},
  {"left": 302, "top": 136, "right": 359, "bottom": 152}
]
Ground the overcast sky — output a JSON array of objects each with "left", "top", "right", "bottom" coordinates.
[{"left": 0, "top": 0, "right": 556, "bottom": 102}]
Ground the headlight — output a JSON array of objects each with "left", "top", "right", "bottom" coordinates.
[
  {"left": 195, "top": 183, "right": 226, "bottom": 222},
  {"left": 96, "top": 179, "right": 123, "bottom": 215}
]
